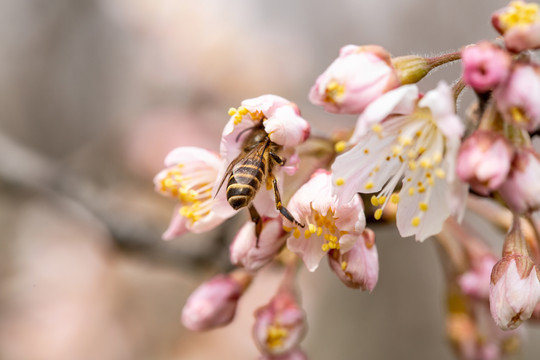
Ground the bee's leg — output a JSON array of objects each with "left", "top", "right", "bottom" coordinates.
[
  {"left": 270, "top": 175, "right": 304, "bottom": 228},
  {"left": 269, "top": 152, "right": 285, "bottom": 166},
  {"left": 248, "top": 204, "right": 263, "bottom": 247}
]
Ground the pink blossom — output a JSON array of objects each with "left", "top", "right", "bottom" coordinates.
[
  {"left": 332, "top": 82, "right": 467, "bottom": 241},
  {"left": 309, "top": 45, "right": 400, "bottom": 114},
  {"left": 489, "top": 255, "right": 540, "bottom": 329},
  {"left": 461, "top": 42, "right": 511, "bottom": 93},
  {"left": 498, "top": 147, "right": 540, "bottom": 214},
  {"left": 285, "top": 170, "right": 366, "bottom": 271},
  {"left": 153, "top": 147, "right": 235, "bottom": 240},
  {"left": 253, "top": 291, "right": 306, "bottom": 356},
  {"left": 456, "top": 130, "right": 513, "bottom": 195},
  {"left": 458, "top": 255, "right": 498, "bottom": 300},
  {"left": 327, "top": 228, "right": 378, "bottom": 291},
  {"left": 230, "top": 217, "right": 286, "bottom": 272},
  {"left": 492, "top": 1, "right": 540, "bottom": 52},
  {"left": 495, "top": 63, "right": 540, "bottom": 132},
  {"left": 181, "top": 272, "right": 250, "bottom": 331}
]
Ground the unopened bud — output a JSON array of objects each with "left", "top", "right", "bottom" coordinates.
[
  {"left": 461, "top": 42, "right": 511, "bottom": 93},
  {"left": 456, "top": 130, "right": 513, "bottom": 195},
  {"left": 489, "top": 255, "right": 540, "bottom": 329},
  {"left": 458, "top": 255, "right": 498, "bottom": 300},
  {"left": 392, "top": 51, "right": 461, "bottom": 85},
  {"left": 498, "top": 147, "right": 540, "bottom": 214},
  {"left": 181, "top": 271, "right": 251, "bottom": 331},
  {"left": 230, "top": 218, "right": 286, "bottom": 272},
  {"left": 327, "top": 228, "right": 378, "bottom": 291},
  {"left": 253, "top": 291, "right": 307, "bottom": 356}
]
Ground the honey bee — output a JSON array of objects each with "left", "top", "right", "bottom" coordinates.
[{"left": 216, "top": 123, "right": 304, "bottom": 243}]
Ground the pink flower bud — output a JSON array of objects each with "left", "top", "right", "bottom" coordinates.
[
  {"left": 309, "top": 45, "right": 400, "bottom": 114},
  {"left": 253, "top": 291, "right": 306, "bottom": 356},
  {"left": 489, "top": 255, "right": 540, "bottom": 329},
  {"left": 498, "top": 147, "right": 540, "bottom": 214},
  {"left": 458, "top": 255, "right": 497, "bottom": 300},
  {"left": 495, "top": 63, "right": 540, "bottom": 132},
  {"left": 456, "top": 130, "right": 513, "bottom": 195},
  {"left": 461, "top": 42, "right": 511, "bottom": 93},
  {"left": 181, "top": 272, "right": 250, "bottom": 331},
  {"left": 492, "top": 1, "right": 540, "bottom": 53},
  {"left": 230, "top": 218, "right": 286, "bottom": 272},
  {"left": 327, "top": 228, "right": 378, "bottom": 291}
]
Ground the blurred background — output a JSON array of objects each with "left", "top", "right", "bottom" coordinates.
[{"left": 0, "top": 0, "right": 538, "bottom": 359}]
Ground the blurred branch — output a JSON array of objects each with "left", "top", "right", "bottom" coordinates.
[{"left": 0, "top": 132, "right": 229, "bottom": 272}]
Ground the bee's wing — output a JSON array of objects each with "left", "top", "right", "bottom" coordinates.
[{"left": 214, "top": 140, "right": 268, "bottom": 197}]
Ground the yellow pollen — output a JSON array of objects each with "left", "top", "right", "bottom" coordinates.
[
  {"left": 418, "top": 186, "right": 426, "bottom": 193},
  {"left": 409, "top": 161, "right": 417, "bottom": 170},
  {"left": 427, "top": 177, "right": 434, "bottom": 186},
  {"left": 266, "top": 325, "right": 288, "bottom": 349},
  {"left": 418, "top": 146, "right": 426, "bottom": 155},
  {"left": 283, "top": 226, "right": 292, "bottom": 232},
  {"left": 364, "top": 148, "right": 370, "bottom": 154},
  {"left": 334, "top": 141, "right": 347, "bottom": 153},
  {"left": 435, "top": 169, "right": 446, "bottom": 179},
  {"left": 499, "top": 1, "right": 539, "bottom": 31},
  {"left": 408, "top": 187, "right": 415, "bottom": 196},
  {"left": 374, "top": 208, "right": 383, "bottom": 220},
  {"left": 433, "top": 152, "right": 443, "bottom": 164},
  {"left": 335, "top": 177, "right": 345, "bottom": 186},
  {"left": 411, "top": 216, "right": 421, "bottom": 227},
  {"left": 341, "top": 261, "right": 348, "bottom": 271},
  {"left": 419, "top": 202, "right": 429, "bottom": 211},
  {"left": 325, "top": 80, "right": 346, "bottom": 103},
  {"left": 372, "top": 124, "right": 383, "bottom": 134},
  {"left": 322, "top": 243, "right": 330, "bottom": 252},
  {"left": 304, "top": 229, "right": 312, "bottom": 238},
  {"left": 370, "top": 195, "right": 379, "bottom": 206},
  {"left": 233, "top": 114, "right": 242, "bottom": 125},
  {"left": 391, "top": 193, "right": 400, "bottom": 204},
  {"left": 317, "top": 227, "right": 323, "bottom": 236},
  {"left": 420, "top": 159, "right": 431, "bottom": 169},
  {"left": 237, "top": 106, "right": 248, "bottom": 115},
  {"left": 407, "top": 150, "right": 416, "bottom": 159},
  {"left": 399, "top": 136, "right": 412, "bottom": 146},
  {"left": 392, "top": 145, "right": 403, "bottom": 156},
  {"left": 228, "top": 107, "right": 237, "bottom": 116},
  {"left": 365, "top": 181, "right": 374, "bottom": 190},
  {"left": 293, "top": 228, "right": 301, "bottom": 238},
  {"left": 510, "top": 107, "right": 528, "bottom": 125},
  {"left": 378, "top": 196, "right": 387, "bottom": 205},
  {"left": 308, "top": 223, "right": 317, "bottom": 233}
]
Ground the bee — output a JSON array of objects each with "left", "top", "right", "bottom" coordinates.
[{"left": 216, "top": 123, "right": 304, "bottom": 243}]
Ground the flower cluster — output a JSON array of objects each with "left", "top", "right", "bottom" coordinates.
[{"left": 154, "top": 1, "right": 540, "bottom": 358}]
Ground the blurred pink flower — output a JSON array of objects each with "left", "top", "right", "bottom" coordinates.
[
  {"left": 461, "top": 42, "right": 511, "bottom": 93},
  {"left": 495, "top": 63, "right": 540, "bottom": 132},
  {"left": 459, "top": 255, "right": 497, "bottom": 300},
  {"left": 498, "top": 147, "right": 540, "bottom": 214},
  {"left": 182, "top": 272, "right": 250, "bottom": 331},
  {"left": 456, "top": 130, "right": 513, "bottom": 195},
  {"left": 309, "top": 45, "right": 400, "bottom": 114},
  {"left": 253, "top": 291, "right": 306, "bottom": 356},
  {"left": 489, "top": 255, "right": 540, "bottom": 329},
  {"left": 492, "top": 1, "right": 540, "bottom": 52}
]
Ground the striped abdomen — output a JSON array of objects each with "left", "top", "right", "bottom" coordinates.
[{"left": 226, "top": 159, "right": 265, "bottom": 210}]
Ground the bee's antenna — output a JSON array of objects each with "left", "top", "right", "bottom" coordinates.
[{"left": 235, "top": 125, "right": 257, "bottom": 143}]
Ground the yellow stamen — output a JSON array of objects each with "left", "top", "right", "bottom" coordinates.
[
  {"left": 411, "top": 216, "right": 421, "bottom": 227},
  {"left": 237, "top": 106, "right": 248, "bottom": 115},
  {"left": 228, "top": 107, "right": 237, "bottom": 116},
  {"left": 419, "top": 202, "right": 428, "bottom": 211},
  {"left": 391, "top": 193, "right": 400, "bottom": 204},
  {"left": 335, "top": 177, "right": 345, "bottom": 186},
  {"left": 308, "top": 223, "right": 317, "bottom": 234},
  {"left": 370, "top": 195, "right": 379, "bottom": 207},
  {"left": 499, "top": 1, "right": 539, "bottom": 31},
  {"left": 341, "top": 261, "right": 348, "bottom": 271},
  {"left": 365, "top": 181, "right": 374, "bottom": 190},
  {"left": 334, "top": 140, "right": 347, "bottom": 153},
  {"left": 378, "top": 196, "right": 387, "bottom": 206},
  {"left": 374, "top": 209, "right": 383, "bottom": 220},
  {"left": 293, "top": 228, "right": 300, "bottom": 238}
]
